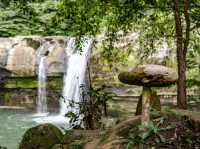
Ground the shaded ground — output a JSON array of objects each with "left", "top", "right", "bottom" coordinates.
[
  {"left": 122, "top": 112, "right": 200, "bottom": 149},
  {"left": 82, "top": 109, "right": 200, "bottom": 149}
]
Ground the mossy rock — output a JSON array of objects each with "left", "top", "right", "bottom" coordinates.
[
  {"left": 136, "top": 90, "right": 161, "bottom": 115},
  {"left": 18, "top": 124, "right": 63, "bottom": 149},
  {"left": 118, "top": 64, "right": 177, "bottom": 87},
  {"left": 24, "top": 38, "right": 40, "bottom": 49}
]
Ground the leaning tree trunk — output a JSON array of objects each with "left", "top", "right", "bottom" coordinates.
[{"left": 174, "top": 0, "right": 190, "bottom": 109}]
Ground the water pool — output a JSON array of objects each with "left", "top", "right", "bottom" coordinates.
[{"left": 0, "top": 109, "right": 36, "bottom": 149}]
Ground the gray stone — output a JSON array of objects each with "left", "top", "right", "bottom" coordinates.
[{"left": 118, "top": 64, "right": 177, "bottom": 87}]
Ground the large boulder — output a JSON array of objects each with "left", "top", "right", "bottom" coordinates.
[
  {"left": 118, "top": 64, "right": 178, "bottom": 87},
  {"left": 19, "top": 124, "right": 63, "bottom": 149}
]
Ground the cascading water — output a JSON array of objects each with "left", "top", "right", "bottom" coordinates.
[
  {"left": 60, "top": 38, "right": 93, "bottom": 116},
  {"left": 36, "top": 42, "right": 50, "bottom": 115},
  {"left": 37, "top": 56, "right": 48, "bottom": 114},
  {"left": 33, "top": 38, "right": 92, "bottom": 129}
]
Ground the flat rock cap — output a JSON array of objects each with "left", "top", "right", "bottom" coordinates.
[{"left": 118, "top": 64, "right": 178, "bottom": 87}]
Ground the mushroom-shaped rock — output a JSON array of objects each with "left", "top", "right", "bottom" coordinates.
[
  {"left": 118, "top": 64, "right": 178, "bottom": 126},
  {"left": 118, "top": 64, "right": 177, "bottom": 87}
]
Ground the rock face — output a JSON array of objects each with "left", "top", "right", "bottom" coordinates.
[
  {"left": 6, "top": 44, "right": 36, "bottom": 76},
  {"left": 118, "top": 64, "right": 178, "bottom": 87},
  {"left": 18, "top": 124, "right": 63, "bottom": 149},
  {"left": 0, "top": 48, "right": 9, "bottom": 67},
  {"left": 0, "top": 38, "right": 13, "bottom": 49},
  {"left": 44, "top": 37, "right": 66, "bottom": 74},
  {"left": 0, "top": 36, "right": 67, "bottom": 76},
  {"left": 0, "top": 67, "right": 11, "bottom": 85}
]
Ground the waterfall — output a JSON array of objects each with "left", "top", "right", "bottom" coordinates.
[
  {"left": 36, "top": 42, "right": 49, "bottom": 115},
  {"left": 60, "top": 38, "right": 93, "bottom": 116},
  {"left": 37, "top": 56, "right": 48, "bottom": 114},
  {"left": 33, "top": 37, "right": 92, "bottom": 130}
]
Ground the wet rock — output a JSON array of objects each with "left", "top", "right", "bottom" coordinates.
[
  {"left": 118, "top": 64, "right": 177, "bottom": 87},
  {"left": 0, "top": 67, "right": 11, "bottom": 85},
  {"left": 18, "top": 124, "right": 63, "bottom": 149},
  {"left": 46, "top": 38, "right": 66, "bottom": 74},
  {"left": 23, "top": 37, "right": 40, "bottom": 49},
  {"left": 0, "top": 48, "right": 9, "bottom": 67}
]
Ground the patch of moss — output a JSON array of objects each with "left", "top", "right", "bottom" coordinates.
[
  {"left": 25, "top": 38, "right": 40, "bottom": 49},
  {"left": 3, "top": 77, "right": 62, "bottom": 89},
  {"left": 5, "top": 79, "right": 37, "bottom": 88}
]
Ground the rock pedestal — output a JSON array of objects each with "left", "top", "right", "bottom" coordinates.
[
  {"left": 118, "top": 64, "right": 177, "bottom": 125},
  {"left": 136, "top": 89, "right": 161, "bottom": 115}
]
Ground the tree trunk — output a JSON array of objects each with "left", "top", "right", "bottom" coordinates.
[
  {"left": 174, "top": 0, "right": 190, "bottom": 109},
  {"left": 177, "top": 52, "right": 187, "bottom": 109}
]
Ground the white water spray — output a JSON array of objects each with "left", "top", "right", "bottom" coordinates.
[
  {"left": 37, "top": 56, "right": 48, "bottom": 114},
  {"left": 60, "top": 38, "right": 93, "bottom": 116},
  {"left": 33, "top": 38, "right": 92, "bottom": 129},
  {"left": 36, "top": 42, "right": 49, "bottom": 115}
]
